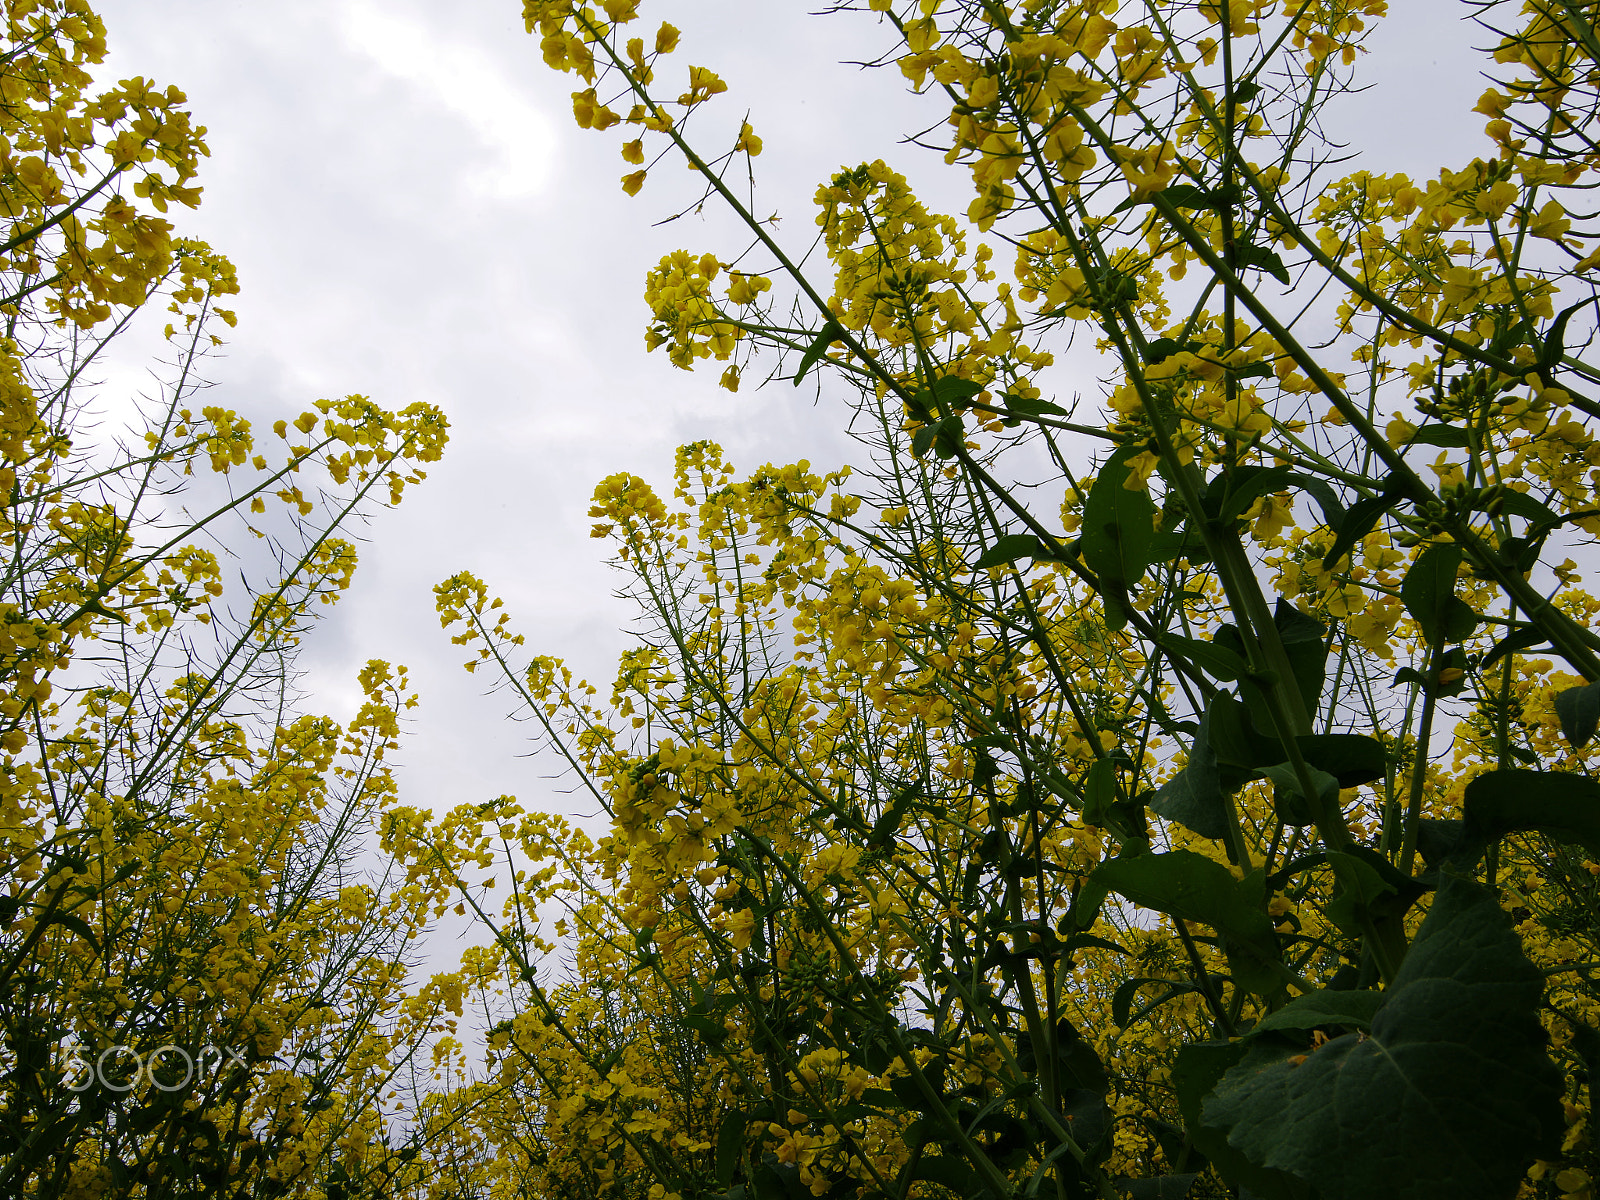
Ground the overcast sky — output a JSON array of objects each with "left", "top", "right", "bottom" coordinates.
[{"left": 92, "top": 1, "right": 1490, "bottom": 833}]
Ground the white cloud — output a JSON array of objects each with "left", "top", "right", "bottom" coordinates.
[{"left": 338, "top": 0, "right": 557, "bottom": 199}]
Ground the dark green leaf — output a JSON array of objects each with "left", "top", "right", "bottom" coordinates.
[
  {"left": 975, "top": 534, "right": 1045, "bottom": 570},
  {"left": 1234, "top": 241, "right": 1291, "bottom": 286},
  {"left": 934, "top": 376, "right": 985, "bottom": 409},
  {"left": 794, "top": 321, "right": 842, "bottom": 385},
  {"left": 1171, "top": 1043, "right": 1309, "bottom": 1200},
  {"left": 717, "top": 1112, "right": 748, "bottom": 1188},
  {"left": 1405, "top": 423, "right": 1472, "bottom": 448},
  {"left": 1401, "top": 543, "right": 1479, "bottom": 645},
  {"left": 1203, "top": 465, "right": 1291, "bottom": 525},
  {"left": 1322, "top": 848, "right": 1426, "bottom": 938},
  {"left": 1272, "top": 600, "right": 1329, "bottom": 718},
  {"left": 1160, "top": 635, "right": 1247, "bottom": 682},
  {"left": 1148, "top": 528, "right": 1209, "bottom": 564},
  {"left": 1202, "top": 875, "right": 1563, "bottom": 1200},
  {"left": 1081, "top": 446, "right": 1158, "bottom": 593},
  {"left": 1112, "top": 976, "right": 1197, "bottom": 1027},
  {"left": 1081, "top": 756, "right": 1118, "bottom": 829},
  {"left": 1294, "top": 734, "right": 1387, "bottom": 787},
  {"left": 1464, "top": 768, "right": 1600, "bottom": 856},
  {"left": 1159, "top": 184, "right": 1217, "bottom": 209},
  {"left": 1119, "top": 1175, "right": 1200, "bottom": 1200},
  {"left": 1554, "top": 682, "right": 1600, "bottom": 749},
  {"left": 1090, "top": 851, "right": 1282, "bottom": 994},
  {"left": 1482, "top": 625, "right": 1549, "bottom": 670},
  {"left": 45, "top": 911, "right": 101, "bottom": 955},
  {"left": 1143, "top": 336, "right": 1186, "bottom": 363},
  {"left": 1284, "top": 473, "right": 1346, "bottom": 531},
  {"left": 1002, "top": 393, "right": 1067, "bottom": 420},
  {"left": 1259, "top": 762, "right": 1339, "bottom": 816},
  {"left": 1150, "top": 704, "right": 1228, "bottom": 840},
  {"left": 1321, "top": 477, "right": 1405, "bottom": 570},
  {"left": 1248, "top": 988, "right": 1384, "bottom": 1037},
  {"left": 1497, "top": 489, "right": 1562, "bottom": 527}
]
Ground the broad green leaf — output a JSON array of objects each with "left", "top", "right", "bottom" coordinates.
[
  {"left": 1294, "top": 734, "right": 1387, "bottom": 787},
  {"left": 1159, "top": 635, "right": 1247, "bottom": 682},
  {"left": 1001, "top": 392, "right": 1066, "bottom": 418},
  {"left": 1401, "top": 543, "right": 1479, "bottom": 645},
  {"left": 1259, "top": 762, "right": 1338, "bottom": 828},
  {"left": 1090, "top": 851, "right": 1281, "bottom": 994},
  {"left": 1496, "top": 489, "right": 1561, "bottom": 527},
  {"left": 1081, "top": 445, "right": 1158, "bottom": 595},
  {"left": 1554, "top": 682, "right": 1600, "bottom": 749},
  {"left": 975, "top": 534, "right": 1045, "bottom": 570},
  {"left": 1150, "top": 704, "right": 1228, "bottom": 840},
  {"left": 1248, "top": 988, "right": 1384, "bottom": 1036},
  {"left": 1202, "top": 464, "right": 1291, "bottom": 525},
  {"left": 1081, "top": 755, "right": 1118, "bottom": 828},
  {"left": 1233, "top": 241, "right": 1291, "bottom": 285},
  {"left": 1405, "top": 423, "right": 1471, "bottom": 448},
  {"left": 1464, "top": 768, "right": 1600, "bottom": 856},
  {"left": 933, "top": 375, "right": 985, "bottom": 408},
  {"left": 1322, "top": 848, "right": 1425, "bottom": 938},
  {"left": 1171, "top": 1043, "right": 1310, "bottom": 1200},
  {"left": 1202, "top": 875, "right": 1564, "bottom": 1200}
]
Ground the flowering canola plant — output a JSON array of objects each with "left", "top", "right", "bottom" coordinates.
[
  {"left": 0, "top": 3, "right": 460, "bottom": 1196},
  {"left": 411, "top": 3, "right": 1600, "bottom": 1200}
]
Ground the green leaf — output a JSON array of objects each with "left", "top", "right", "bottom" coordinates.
[
  {"left": 1405, "top": 423, "right": 1472, "bottom": 448},
  {"left": 1001, "top": 393, "right": 1067, "bottom": 422},
  {"left": 975, "top": 534, "right": 1045, "bottom": 570},
  {"left": 1401, "top": 543, "right": 1479, "bottom": 645},
  {"left": 933, "top": 375, "right": 985, "bottom": 409},
  {"left": 1247, "top": 988, "right": 1384, "bottom": 1037},
  {"left": 1496, "top": 489, "right": 1562, "bottom": 527},
  {"left": 1481, "top": 624, "right": 1548, "bottom": 670},
  {"left": 1081, "top": 756, "right": 1118, "bottom": 829},
  {"left": 1321, "top": 476, "right": 1405, "bottom": 570},
  {"left": 1112, "top": 976, "right": 1197, "bottom": 1027},
  {"left": 1171, "top": 1043, "right": 1310, "bottom": 1200},
  {"left": 45, "top": 911, "right": 101, "bottom": 955},
  {"left": 1239, "top": 600, "right": 1329, "bottom": 722},
  {"left": 1160, "top": 635, "right": 1247, "bottom": 682},
  {"left": 1259, "top": 762, "right": 1339, "bottom": 825},
  {"left": 1090, "top": 851, "right": 1281, "bottom": 994},
  {"left": 1322, "top": 848, "right": 1425, "bottom": 938},
  {"left": 1080, "top": 446, "right": 1158, "bottom": 594},
  {"left": 1554, "top": 682, "right": 1600, "bottom": 749},
  {"left": 1149, "top": 704, "right": 1228, "bottom": 840},
  {"left": 910, "top": 1156, "right": 987, "bottom": 1199},
  {"left": 1463, "top": 769, "right": 1600, "bottom": 857},
  {"left": 1234, "top": 241, "right": 1291, "bottom": 285},
  {"left": 1142, "top": 336, "right": 1187, "bottom": 364},
  {"left": 1285, "top": 473, "right": 1345, "bottom": 531},
  {"left": 794, "top": 321, "right": 842, "bottom": 385},
  {"left": 716, "top": 1112, "right": 747, "bottom": 1188},
  {"left": 1202, "top": 465, "right": 1291, "bottom": 525},
  {"left": 1202, "top": 875, "right": 1563, "bottom": 1200},
  {"left": 1294, "top": 734, "right": 1387, "bottom": 787}
]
